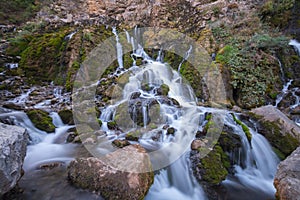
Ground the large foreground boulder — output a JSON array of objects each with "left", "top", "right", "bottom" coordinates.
[
  {"left": 0, "top": 123, "right": 28, "bottom": 196},
  {"left": 250, "top": 105, "right": 300, "bottom": 158},
  {"left": 274, "top": 147, "right": 300, "bottom": 200},
  {"left": 68, "top": 144, "right": 154, "bottom": 200}
]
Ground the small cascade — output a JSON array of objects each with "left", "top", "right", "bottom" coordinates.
[
  {"left": 9, "top": 87, "right": 35, "bottom": 105},
  {"left": 4, "top": 63, "right": 18, "bottom": 69},
  {"left": 223, "top": 114, "right": 280, "bottom": 200},
  {"left": 275, "top": 79, "right": 293, "bottom": 107},
  {"left": 290, "top": 87, "right": 300, "bottom": 109},
  {"left": 64, "top": 31, "right": 77, "bottom": 40},
  {"left": 112, "top": 27, "right": 124, "bottom": 69},
  {"left": 289, "top": 39, "right": 300, "bottom": 56},
  {"left": 146, "top": 153, "right": 207, "bottom": 200},
  {"left": 277, "top": 58, "right": 285, "bottom": 83},
  {"left": 178, "top": 45, "right": 192, "bottom": 72}
]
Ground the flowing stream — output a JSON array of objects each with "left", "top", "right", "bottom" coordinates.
[{"left": 0, "top": 28, "right": 284, "bottom": 199}]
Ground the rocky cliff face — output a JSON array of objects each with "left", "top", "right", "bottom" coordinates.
[
  {"left": 0, "top": 123, "right": 28, "bottom": 196},
  {"left": 274, "top": 147, "right": 300, "bottom": 200}
]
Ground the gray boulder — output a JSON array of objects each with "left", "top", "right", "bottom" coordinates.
[
  {"left": 274, "top": 147, "right": 300, "bottom": 200},
  {"left": 0, "top": 123, "right": 28, "bottom": 196}
]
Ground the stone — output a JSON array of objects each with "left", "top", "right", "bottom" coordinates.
[
  {"left": 166, "top": 127, "right": 176, "bottom": 135},
  {"left": 68, "top": 145, "right": 154, "bottom": 200},
  {"left": 2, "top": 103, "right": 24, "bottom": 111},
  {"left": 58, "top": 109, "right": 74, "bottom": 125},
  {"left": 0, "top": 123, "right": 28, "bottom": 196},
  {"left": 155, "top": 84, "right": 169, "bottom": 96},
  {"left": 274, "top": 147, "right": 300, "bottom": 200},
  {"left": 191, "top": 139, "right": 205, "bottom": 150},
  {"left": 251, "top": 105, "right": 300, "bottom": 157},
  {"left": 112, "top": 139, "right": 130, "bottom": 148}
]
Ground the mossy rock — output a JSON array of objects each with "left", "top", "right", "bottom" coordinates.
[
  {"left": 255, "top": 119, "right": 299, "bottom": 158},
  {"left": 125, "top": 131, "right": 140, "bottom": 141},
  {"left": 58, "top": 109, "right": 74, "bottom": 125},
  {"left": 27, "top": 109, "right": 55, "bottom": 133},
  {"left": 198, "top": 145, "right": 229, "bottom": 185},
  {"left": 156, "top": 84, "right": 170, "bottom": 96},
  {"left": 166, "top": 127, "right": 176, "bottom": 135},
  {"left": 107, "top": 121, "right": 118, "bottom": 130},
  {"left": 112, "top": 139, "right": 130, "bottom": 148}
]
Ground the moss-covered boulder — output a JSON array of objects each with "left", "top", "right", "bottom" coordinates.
[
  {"left": 26, "top": 109, "right": 55, "bottom": 133},
  {"left": 58, "top": 109, "right": 74, "bottom": 125},
  {"left": 190, "top": 144, "right": 230, "bottom": 199},
  {"left": 250, "top": 105, "right": 300, "bottom": 158}
]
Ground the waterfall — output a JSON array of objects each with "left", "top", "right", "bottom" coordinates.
[
  {"left": 9, "top": 87, "right": 35, "bottom": 105},
  {"left": 112, "top": 27, "right": 124, "bottom": 69},
  {"left": 277, "top": 58, "right": 285, "bottom": 83},
  {"left": 146, "top": 153, "right": 207, "bottom": 200},
  {"left": 178, "top": 45, "right": 192, "bottom": 72},
  {"left": 275, "top": 79, "right": 293, "bottom": 107},
  {"left": 223, "top": 114, "right": 280, "bottom": 200},
  {"left": 289, "top": 39, "right": 300, "bottom": 56}
]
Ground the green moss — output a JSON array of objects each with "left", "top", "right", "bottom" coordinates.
[
  {"left": 27, "top": 109, "right": 56, "bottom": 133},
  {"left": 19, "top": 30, "right": 68, "bottom": 83},
  {"left": 107, "top": 121, "right": 117, "bottom": 130},
  {"left": 179, "top": 61, "right": 204, "bottom": 99},
  {"left": 231, "top": 113, "right": 252, "bottom": 143},
  {"left": 159, "top": 84, "right": 170, "bottom": 96},
  {"left": 199, "top": 145, "right": 229, "bottom": 185},
  {"left": 97, "top": 119, "right": 102, "bottom": 127},
  {"left": 125, "top": 131, "right": 140, "bottom": 141}
]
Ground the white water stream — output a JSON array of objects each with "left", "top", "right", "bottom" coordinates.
[{"left": 0, "top": 28, "right": 284, "bottom": 200}]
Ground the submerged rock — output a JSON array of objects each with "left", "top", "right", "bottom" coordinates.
[
  {"left": 0, "top": 123, "right": 28, "bottom": 196},
  {"left": 68, "top": 145, "right": 154, "bottom": 200},
  {"left": 274, "top": 147, "right": 300, "bottom": 200}
]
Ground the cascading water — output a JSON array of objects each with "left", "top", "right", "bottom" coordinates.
[
  {"left": 0, "top": 27, "right": 284, "bottom": 200},
  {"left": 0, "top": 106, "right": 103, "bottom": 199},
  {"left": 289, "top": 39, "right": 300, "bottom": 56},
  {"left": 222, "top": 114, "right": 280, "bottom": 200},
  {"left": 275, "top": 79, "right": 293, "bottom": 107},
  {"left": 112, "top": 27, "right": 124, "bottom": 69}
]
